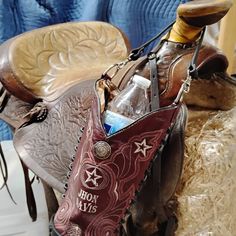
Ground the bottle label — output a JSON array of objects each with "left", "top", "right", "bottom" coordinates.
[{"left": 103, "top": 110, "right": 134, "bottom": 135}]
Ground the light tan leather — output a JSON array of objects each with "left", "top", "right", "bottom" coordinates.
[{"left": 0, "top": 21, "right": 131, "bottom": 103}]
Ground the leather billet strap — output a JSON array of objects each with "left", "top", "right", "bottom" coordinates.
[
  {"left": 21, "top": 160, "right": 37, "bottom": 222},
  {"left": 0, "top": 143, "right": 8, "bottom": 189},
  {"left": 102, "top": 21, "right": 175, "bottom": 79},
  {"left": 0, "top": 83, "right": 10, "bottom": 112},
  {"left": 189, "top": 27, "right": 206, "bottom": 78},
  {"left": 148, "top": 52, "right": 160, "bottom": 110},
  {"left": 173, "top": 27, "right": 206, "bottom": 104},
  {"left": 0, "top": 142, "right": 36, "bottom": 222},
  {"left": 0, "top": 143, "right": 17, "bottom": 204},
  {"left": 128, "top": 21, "right": 175, "bottom": 61}
]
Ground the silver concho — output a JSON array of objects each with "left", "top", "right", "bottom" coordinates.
[{"left": 93, "top": 141, "right": 111, "bottom": 160}]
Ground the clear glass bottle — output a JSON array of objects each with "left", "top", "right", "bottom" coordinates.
[{"left": 103, "top": 74, "right": 151, "bottom": 135}]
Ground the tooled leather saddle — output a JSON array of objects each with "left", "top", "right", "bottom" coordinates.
[
  {"left": 0, "top": 0, "right": 233, "bottom": 192},
  {"left": 0, "top": 0, "right": 235, "bottom": 235}
]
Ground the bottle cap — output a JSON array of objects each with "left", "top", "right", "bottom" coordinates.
[{"left": 132, "top": 74, "right": 151, "bottom": 88}]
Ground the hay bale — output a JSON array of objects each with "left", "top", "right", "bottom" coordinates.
[{"left": 176, "top": 107, "right": 236, "bottom": 235}]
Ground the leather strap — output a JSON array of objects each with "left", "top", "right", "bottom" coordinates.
[
  {"left": 21, "top": 160, "right": 37, "bottom": 222},
  {"left": 42, "top": 181, "right": 59, "bottom": 219},
  {"left": 188, "top": 27, "right": 206, "bottom": 78},
  {"left": 129, "top": 21, "right": 175, "bottom": 61},
  {"left": 174, "top": 27, "right": 206, "bottom": 104},
  {"left": 148, "top": 52, "right": 160, "bottom": 110},
  {"left": 0, "top": 143, "right": 8, "bottom": 190},
  {"left": 164, "top": 215, "right": 178, "bottom": 236},
  {"left": 17, "top": 101, "right": 48, "bottom": 129},
  {"left": 0, "top": 143, "right": 16, "bottom": 204},
  {"left": 104, "top": 22, "right": 175, "bottom": 87},
  {"left": 152, "top": 152, "right": 167, "bottom": 223},
  {"left": 0, "top": 84, "right": 10, "bottom": 112}
]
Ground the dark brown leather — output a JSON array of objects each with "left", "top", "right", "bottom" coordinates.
[
  {"left": 53, "top": 78, "right": 184, "bottom": 235},
  {"left": 21, "top": 160, "right": 37, "bottom": 221},
  {"left": 14, "top": 80, "right": 95, "bottom": 192},
  {"left": 0, "top": 143, "right": 16, "bottom": 203},
  {"left": 113, "top": 42, "right": 228, "bottom": 106}
]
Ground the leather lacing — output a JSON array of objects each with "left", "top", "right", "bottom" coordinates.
[
  {"left": 115, "top": 125, "right": 176, "bottom": 235},
  {"left": 0, "top": 143, "right": 17, "bottom": 204},
  {"left": 62, "top": 126, "right": 85, "bottom": 198},
  {"left": 18, "top": 101, "right": 48, "bottom": 129}
]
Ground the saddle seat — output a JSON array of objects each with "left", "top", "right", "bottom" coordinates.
[
  {"left": 0, "top": 21, "right": 130, "bottom": 104},
  {"left": 0, "top": 21, "right": 130, "bottom": 129}
]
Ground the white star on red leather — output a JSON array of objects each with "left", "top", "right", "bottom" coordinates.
[
  {"left": 85, "top": 168, "right": 102, "bottom": 187},
  {"left": 134, "top": 139, "right": 152, "bottom": 157}
]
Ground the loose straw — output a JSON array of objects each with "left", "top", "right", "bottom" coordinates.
[{"left": 176, "top": 107, "right": 236, "bottom": 236}]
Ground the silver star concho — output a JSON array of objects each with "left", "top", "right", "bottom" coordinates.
[
  {"left": 134, "top": 139, "right": 152, "bottom": 157},
  {"left": 85, "top": 168, "right": 102, "bottom": 187}
]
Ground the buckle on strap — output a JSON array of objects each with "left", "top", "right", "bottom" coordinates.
[
  {"left": 102, "top": 57, "right": 131, "bottom": 78},
  {"left": 173, "top": 69, "right": 193, "bottom": 104}
]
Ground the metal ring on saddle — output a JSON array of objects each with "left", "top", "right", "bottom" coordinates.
[
  {"left": 102, "top": 57, "right": 131, "bottom": 78},
  {"left": 22, "top": 102, "right": 48, "bottom": 123}
]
